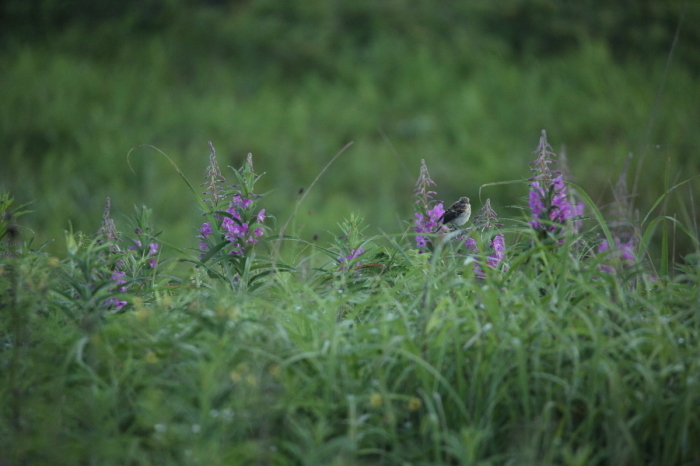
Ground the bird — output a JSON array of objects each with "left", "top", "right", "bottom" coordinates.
[{"left": 438, "top": 196, "right": 471, "bottom": 229}]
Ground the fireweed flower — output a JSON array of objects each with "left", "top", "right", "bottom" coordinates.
[
  {"left": 597, "top": 154, "right": 641, "bottom": 274},
  {"left": 465, "top": 199, "right": 506, "bottom": 277},
  {"left": 338, "top": 247, "right": 365, "bottom": 270},
  {"left": 148, "top": 243, "right": 159, "bottom": 268},
  {"left": 127, "top": 239, "right": 160, "bottom": 268},
  {"left": 598, "top": 238, "right": 636, "bottom": 273},
  {"left": 96, "top": 197, "right": 120, "bottom": 255},
  {"left": 105, "top": 269, "right": 128, "bottom": 310},
  {"left": 528, "top": 130, "right": 584, "bottom": 235},
  {"left": 202, "top": 141, "right": 227, "bottom": 208},
  {"left": 197, "top": 145, "right": 267, "bottom": 258},
  {"left": 413, "top": 160, "right": 445, "bottom": 250}
]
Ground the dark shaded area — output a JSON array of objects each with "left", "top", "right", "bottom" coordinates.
[{"left": 2, "top": 0, "right": 698, "bottom": 73}]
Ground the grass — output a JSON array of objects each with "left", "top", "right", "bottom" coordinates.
[
  {"left": 2, "top": 135, "right": 700, "bottom": 465},
  {"left": 2, "top": 5, "right": 700, "bottom": 463},
  {"left": 2, "top": 33, "right": 699, "bottom": 259}
]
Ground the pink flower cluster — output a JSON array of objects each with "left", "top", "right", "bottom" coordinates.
[
  {"left": 199, "top": 193, "right": 265, "bottom": 256},
  {"left": 529, "top": 175, "right": 584, "bottom": 233},
  {"left": 414, "top": 203, "right": 444, "bottom": 248},
  {"left": 465, "top": 233, "right": 506, "bottom": 278},
  {"left": 105, "top": 269, "right": 128, "bottom": 310},
  {"left": 413, "top": 159, "right": 446, "bottom": 250},
  {"left": 528, "top": 131, "right": 584, "bottom": 234},
  {"left": 128, "top": 239, "right": 159, "bottom": 268}
]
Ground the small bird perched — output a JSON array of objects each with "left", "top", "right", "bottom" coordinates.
[{"left": 438, "top": 196, "right": 471, "bottom": 229}]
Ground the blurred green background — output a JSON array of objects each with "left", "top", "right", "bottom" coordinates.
[{"left": 1, "top": 0, "right": 699, "bottom": 259}]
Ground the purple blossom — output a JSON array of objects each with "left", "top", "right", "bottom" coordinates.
[
  {"left": 464, "top": 201, "right": 506, "bottom": 277},
  {"left": 598, "top": 238, "right": 636, "bottom": 273},
  {"left": 414, "top": 203, "right": 445, "bottom": 248},
  {"left": 233, "top": 194, "right": 253, "bottom": 209},
  {"left": 487, "top": 234, "right": 506, "bottom": 267},
  {"left": 200, "top": 222, "right": 213, "bottom": 237},
  {"left": 528, "top": 131, "right": 584, "bottom": 234},
  {"left": 111, "top": 269, "right": 127, "bottom": 291},
  {"left": 464, "top": 237, "right": 477, "bottom": 251},
  {"left": 197, "top": 150, "right": 266, "bottom": 258},
  {"left": 105, "top": 297, "right": 127, "bottom": 310},
  {"left": 105, "top": 269, "right": 128, "bottom": 310},
  {"left": 226, "top": 204, "right": 242, "bottom": 221},
  {"left": 338, "top": 247, "right": 365, "bottom": 270},
  {"left": 147, "top": 243, "right": 159, "bottom": 268},
  {"left": 412, "top": 159, "right": 446, "bottom": 251}
]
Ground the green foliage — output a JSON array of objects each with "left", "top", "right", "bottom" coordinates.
[
  {"left": 1, "top": 1, "right": 699, "bottom": 260},
  {"left": 2, "top": 5, "right": 700, "bottom": 461},
  {"left": 2, "top": 200, "right": 699, "bottom": 464}
]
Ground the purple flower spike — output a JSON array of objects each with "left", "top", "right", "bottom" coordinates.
[
  {"left": 414, "top": 203, "right": 444, "bottom": 249},
  {"left": 200, "top": 222, "right": 212, "bottom": 237},
  {"left": 487, "top": 234, "right": 506, "bottom": 267},
  {"left": 412, "top": 159, "right": 445, "bottom": 251},
  {"left": 197, "top": 150, "right": 267, "bottom": 259},
  {"left": 528, "top": 131, "right": 583, "bottom": 234}
]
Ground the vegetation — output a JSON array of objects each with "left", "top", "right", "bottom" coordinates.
[
  {"left": 2, "top": 2, "right": 700, "bottom": 464},
  {"left": 1, "top": 1, "right": 699, "bottom": 260},
  {"left": 2, "top": 129, "right": 700, "bottom": 465}
]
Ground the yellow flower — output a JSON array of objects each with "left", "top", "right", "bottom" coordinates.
[
  {"left": 267, "top": 364, "right": 281, "bottom": 378},
  {"left": 245, "top": 374, "right": 258, "bottom": 387},
  {"left": 407, "top": 397, "right": 422, "bottom": 411},
  {"left": 145, "top": 351, "right": 159, "bottom": 364},
  {"left": 369, "top": 393, "right": 383, "bottom": 408}
]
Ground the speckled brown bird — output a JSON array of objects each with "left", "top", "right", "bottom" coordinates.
[{"left": 439, "top": 196, "right": 471, "bottom": 229}]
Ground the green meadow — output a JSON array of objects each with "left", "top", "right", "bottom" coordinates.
[{"left": 2, "top": 2, "right": 700, "bottom": 465}]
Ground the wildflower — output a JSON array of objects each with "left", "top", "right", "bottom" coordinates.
[
  {"left": 197, "top": 148, "right": 266, "bottom": 257},
  {"left": 111, "top": 270, "right": 127, "bottom": 292},
  {"left": 464, "top": 200, "right": 507, "bottom": 277},
  {"left": 414, "top": 204, "right": 445, "bottom": 248},
  {"left": 202, "top": 142, "right": 226, "bottom": 207},
  {"left": 528, "top": 130, "right": 584, "bottom": 234},
  {"left": 96, "top": 198, "right": 119, "bottom": 252},
  {"left": 598, "top": 237, "right": 636, "bottom": 273},
  {"left": 413, "top": 160, "right": 444, "bottom": 250},
  {"left": 338, "top": 247, "right": 365, "bottom": 265},
  {"left": 598, "top": 154, "right": 640, "bottom": 273},
  {"left": 148, "top": 243, "right": 159, "bottom": 268},
  {"left": 128, "top": 233, "right": 159, "bottom": 268},
  {"left": 105, "top": 269, "right": 128, "bottom": 310},
  {"left": 471, "top": 199, "right": 502, "bottom": 231}
]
